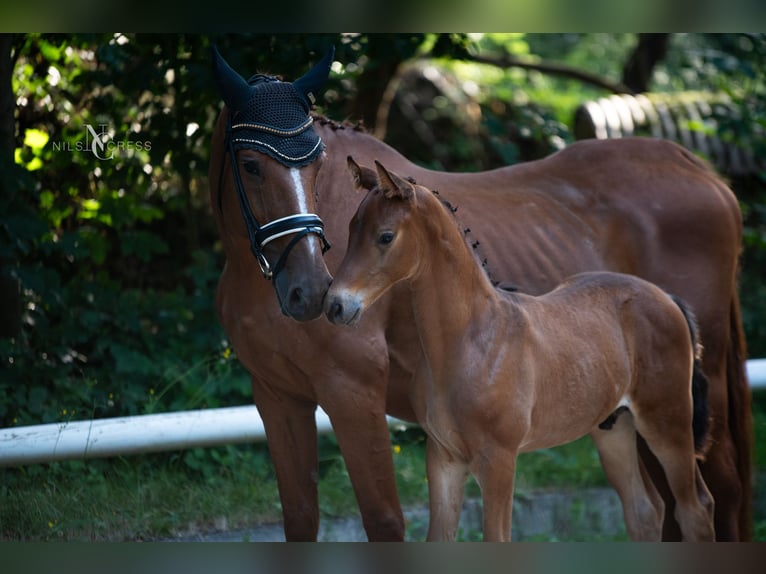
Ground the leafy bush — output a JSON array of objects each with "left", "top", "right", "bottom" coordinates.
[{"left": 1, "top": 34, "right": 252, "bottom": 426}]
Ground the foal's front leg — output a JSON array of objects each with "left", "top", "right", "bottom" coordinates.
[
  {"left": 473, "top": 446, "right": 518, "bottom": 542},
  {"left": 426, "top": 438, "right": 469, "bottom": 541}
]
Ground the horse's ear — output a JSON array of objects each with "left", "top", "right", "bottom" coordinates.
[
  {"left": 347, "top": 156, "right": 377, "bottom": 191},
  {"left": 374, "top": 161, "right": 414, "bottom": 201},
  {"left": 211, "top": 45, "right": 252, "bottom": 112},
  {"left": 293, "top": 46, "right": 335, "bottom": 106}
]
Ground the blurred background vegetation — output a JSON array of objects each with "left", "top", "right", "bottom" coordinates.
[{"left": 1, "top": 33, "right": 765, "bottom": 540}]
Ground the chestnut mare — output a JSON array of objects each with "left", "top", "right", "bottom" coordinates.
[
  {"left": 208, "top": 48, "right": 750, "bottom": 541},
  {"left": 325, "top": 159, "right": 716, "bottom": 541}
]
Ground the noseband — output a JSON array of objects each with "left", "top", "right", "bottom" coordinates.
[{"left": 222, "top": 113, "right": 331, "bottom": 280}]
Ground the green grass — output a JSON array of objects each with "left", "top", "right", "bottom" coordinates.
[
  {"left": 0, "top": 447, "right": 282, "bottom": 541},
  {"left": 0, "top": 428, "right": 612, "bottom": 541},
  {"left": 1, "top": 392, "right": 764, "bottom": 541}
]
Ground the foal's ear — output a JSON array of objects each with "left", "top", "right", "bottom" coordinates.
[
  {"left": 374, "top": 161, "right": 414, "bottom": 201},
  {"left": 346, "top": 156, "right": 377, "bottom": 191}
]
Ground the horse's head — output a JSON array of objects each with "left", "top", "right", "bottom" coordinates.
[
  {"left": 325, "top": 157, "right": 424, "bottom": 326},
  {"left": 210, "top": 46, "right": 334, "bottom": 321}
]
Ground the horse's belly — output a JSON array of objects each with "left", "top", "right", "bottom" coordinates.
[
  {"left": 519, "top": 366, "right": 634, "bottom": 450},
  {"left": 518, "top": 419, "right": 600, "bottom": 452}
]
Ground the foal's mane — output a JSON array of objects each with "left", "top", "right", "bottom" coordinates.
[{"left": 413, "top": 180, "right": 506, "bottom": 290}]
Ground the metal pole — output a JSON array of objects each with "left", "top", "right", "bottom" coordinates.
[
  {"left": 746, "top": 358, "right": 766, "bottom": 390},
  {"left": 0, "top": 406, "right": 325, "bottom": 467}
]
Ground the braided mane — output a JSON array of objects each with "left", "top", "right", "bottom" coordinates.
[{"left": 312, "top": 113, "right": 367, "bottom": 132}]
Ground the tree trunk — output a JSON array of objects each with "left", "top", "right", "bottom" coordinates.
[
  {"left": 622, "top": 33, "right": 671, "bottom": 93},
  {"left": 0, "top": 34, "right": 13, "bottom": 160},
  {"left": 0, "top": 33, "right": 21, "bottom": 338},
  {"left": 348, "top": 36, "right": 409, "bottom": 131}
]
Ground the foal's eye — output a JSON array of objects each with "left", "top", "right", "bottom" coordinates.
[
  {"left": 378, "top": 231, "right": 395, "bottom": 245},
  {"left": 243, "top": 160, "right": 260, "bottom": 175}
]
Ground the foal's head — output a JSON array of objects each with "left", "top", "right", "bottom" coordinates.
[{"left": 325, "top": 158, "right": 433, "bottom": 326}]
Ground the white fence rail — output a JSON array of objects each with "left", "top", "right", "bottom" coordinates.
[
  {"left": 0, "top": 405, "right": 405, "bottom": 467},
  {"left": 746, "top": 358, "right": 766, "bottom": 389},
  {"left": 1, "top": 360, "right": 764, "bottom": 467}
]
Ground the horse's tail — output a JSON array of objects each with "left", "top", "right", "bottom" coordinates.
[
  {"left": 683, "top": 146, "right": 753, "bottom": 539},
  {"left": 669, "top": 295, "right": 710, "bottom": 456},
  {"left": 726, "top": 288, "right": 753, "bottom": 540}
]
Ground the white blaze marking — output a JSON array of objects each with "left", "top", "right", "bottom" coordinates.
[
  {"left": 290, "top": 168, "right": 309, "bottom": 214},
  {"left": 290, "top": 167, "right": 317, "bottom": 256}
]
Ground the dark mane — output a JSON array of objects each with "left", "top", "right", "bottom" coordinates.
[
  {"left": 429, "top": 188, "right": 458, "bottom": 216},
  {"left": 312, "top": 113, "right": 367, "bottom": 132},
  {"left": 420, "top": 186, "right": 506, "bottom": 289}
]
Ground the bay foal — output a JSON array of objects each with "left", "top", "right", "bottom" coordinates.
[{"left": 326, "top": 159, "right": 715, "bottom": 541}]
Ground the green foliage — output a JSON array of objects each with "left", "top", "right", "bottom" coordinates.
[
  {"left": 0, "top": 244, "right": 249, "bottom": 425},
  {"left": 694, "top": 34, "right": 766, "bottom": 355},
  {"left": 1, "top": 34, "right": 249, "bottom": 426}
]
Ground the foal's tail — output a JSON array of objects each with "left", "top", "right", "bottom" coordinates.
[{"left": 670, "top": 295, "right": 711, "bottom": 457}]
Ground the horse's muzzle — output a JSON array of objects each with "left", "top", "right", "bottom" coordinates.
[{"left": 274, "top": 269, "right": 332, "bottom": 322}]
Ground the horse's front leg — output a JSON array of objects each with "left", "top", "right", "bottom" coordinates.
[
  {"left": 327, "top": 400, "right": 406, "bottom": 541},
  {"left": 426, "top": 438, "right": 469, "bottom": 541},
  {"left": 251, "top": 376, "right": 320, "bottom": 541}
]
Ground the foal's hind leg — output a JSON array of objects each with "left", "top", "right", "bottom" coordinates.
[
  {"left": 590, "top": 413, "right": 664, "bottom": 541},
  {"left": 633, "top": 412, "right": 715, "bottom": 541}
]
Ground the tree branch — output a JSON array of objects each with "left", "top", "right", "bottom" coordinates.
[{"left": 458, "top": 51, "right": 634, "bottom": 95}]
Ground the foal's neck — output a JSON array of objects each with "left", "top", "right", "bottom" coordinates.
[{"left": 409, "top": 196, "right": 503, "bottom": 375}]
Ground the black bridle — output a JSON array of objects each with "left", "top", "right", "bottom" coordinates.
[{"left": 221, "top": 113, "right": 331, "bottom": 281}]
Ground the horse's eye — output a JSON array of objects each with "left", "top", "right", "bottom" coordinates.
[
  {"left": 378, "top": 231, "right": 395, "bottom": 245},
  {"left": 243, "top": 160, "right": 260, "bottom": 175}
]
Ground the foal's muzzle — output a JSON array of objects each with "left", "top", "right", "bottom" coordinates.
[{"left": 324, "top": 289, "right": 364, "bottom": 326}]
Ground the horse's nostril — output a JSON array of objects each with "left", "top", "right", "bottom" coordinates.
[{"left": 290, "top": 286, "right": 304, "bottom": 305}]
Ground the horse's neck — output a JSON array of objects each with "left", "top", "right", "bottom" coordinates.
[{"left": 408, "top": 203, "right": 501, "bottom": 382}]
